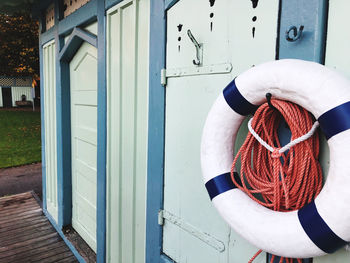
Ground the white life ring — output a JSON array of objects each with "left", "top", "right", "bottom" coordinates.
[{"left": 201, "top": 59, "right": 350, "bottom": 258}]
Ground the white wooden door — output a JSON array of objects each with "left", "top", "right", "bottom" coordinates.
[
  {"left": 163, "top": 0, "right": 279, "bottom": 262},
  {"left": 70, "top": 41, "right": 98, "bottom": 252},
  {"left": 43, "top": 40, "right": 58, "bottom": 222}
]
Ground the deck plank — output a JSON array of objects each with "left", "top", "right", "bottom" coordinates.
[
  {"left": 0, "top": 235, "right": 62, "bottom": 259},
  {"left": 0, "top": 220, "right": 50, "bottom": 237},
  {"left": 55, "top": 255, "right": 79, "bottom": 263},
  {"left": 0, "top": 239, "right": 66, "bottom": 263},
  {"left": 0, "top": 192, "right": 78, "bottom": 262},
  {"left": 0, "top": 215, "right": 48, "bottom": 231}
]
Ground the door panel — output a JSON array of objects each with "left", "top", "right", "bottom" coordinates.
[
  {"left": 70, "top": 41, "right": 98, "bottom": 252},
  {"left": 106, "top": 0, "right": 150, "bottom": 262},
  {"left": 278, "top": 0, "right": 327, "bottom": 62},
  {"left": 163, "top": 0, "right": 279, "bottom": 262},
  {"left": 43, "top": 40, "right": 58, "bottom": 222}
]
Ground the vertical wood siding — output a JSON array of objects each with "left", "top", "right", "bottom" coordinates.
[
  {"left": 11, "top": 87, "right": 33, "bottom": 107},
  {"left": 43, "top": 40, "right": 58, "bottom": 222},
  {"left": 106, "top": 0, "right": 150, "bottom": 262}
]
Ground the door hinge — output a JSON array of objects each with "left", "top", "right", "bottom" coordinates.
[
  {"left": 158, "top": 209, "right": 225, "bottom": 252},
  {"left": 161, "top": 68, "right": 167, "bottom": 86},
  {"left": 158, "top": 210, "right": 164, "bottom": 225}
]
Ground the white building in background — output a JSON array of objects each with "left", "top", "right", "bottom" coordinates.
[{"left": 0, "top": 76, "right": 34, "bottom": 107}]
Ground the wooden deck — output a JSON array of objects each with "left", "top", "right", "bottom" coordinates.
[{"left": 0, "top": 192, "right": 78, "bottom": 263}]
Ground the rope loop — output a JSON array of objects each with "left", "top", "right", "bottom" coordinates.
[
  {"left": 248, "top": 117, "right": 320, "bottom": 155},
  {"left": 231, "top": 98, "right": 323, "bottom": 263}
]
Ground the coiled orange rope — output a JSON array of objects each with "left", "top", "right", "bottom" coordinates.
[{"left": 230, "top": 99, "right": 323, "bottom": 263}]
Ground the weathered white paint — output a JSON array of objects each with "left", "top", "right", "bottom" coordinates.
[
  {"left": 43, "top": 40, "right": 58, "bottom": 222},
  {"left": 325, "top": 0, "right": 350, "bottom": 79},
  {"left": 163, "top": 0, "right": 279, "bottom": 262},
  {"left": 316, "top": 1, "right": 350, "bottom": 262},
  {"left": 160, "top": 210, "right": 225, "bottom": 252},
  {"left": 106, "top": 0, "right": 150, "bottom": 262},
  {"left": 11, "top": 86, "right": 33, "bottom": 107},
  {"left": 70, "top": 42, "right": 98, "bottom": 252},
  {"left": 84, "top": 21, "right": 97, "bottom": 35}
]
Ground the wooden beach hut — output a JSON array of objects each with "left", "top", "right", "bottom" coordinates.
[{"left": 29, "top": 0, "right": 350, "bottom": 262}]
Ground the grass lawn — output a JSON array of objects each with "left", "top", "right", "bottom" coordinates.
[{"left": 0, "top": 111, "right": 41, "bottom": 168}]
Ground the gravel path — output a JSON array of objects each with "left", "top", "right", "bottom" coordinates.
[{"left": 0, "top": 163, "right": 42, "bottom": 198}]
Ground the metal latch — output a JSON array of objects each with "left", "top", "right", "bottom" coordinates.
[
  {"left": 161, "top": 69, "right": 167, "bottom": 86},
  {"left": 160, "top": 63, "right": 232, "bottom": 86}
]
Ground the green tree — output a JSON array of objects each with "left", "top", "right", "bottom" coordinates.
[{"left": 0, "top": 13, "right": 39, "bottom": 77}]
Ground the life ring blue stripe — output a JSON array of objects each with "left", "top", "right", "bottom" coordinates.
[
  {"left": 205, "top": 172, "right": 238, "bottom": 200},
  {"left": 318, "top": 101, "right": 350, "bottom": 140},
  {"left": 298, "top": 201, "right": 347, "bottom": 253},
  {"left": 223, "top": 79, "right": 258, "bottom": 116}
]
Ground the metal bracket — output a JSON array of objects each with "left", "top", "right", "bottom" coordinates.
[
  {"left": 158, "top": 210, "right": 164, "bottom": 225},
  {"left": 165, "top": 62, "right": 232, "bottom": 79},
  {"left": 285, "top": 25, "right": 304, "bottom": 42},
  {"left": 187, "top": 29, "right": 203, "bottom": 66},
  {"left": 158, "top": 209, "right": 225, "bottom": 252},
  {"left": 161, "top": 68, "right": 167, "bottom": 86}
]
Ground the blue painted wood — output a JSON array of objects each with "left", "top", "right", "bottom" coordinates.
[
  {"left": 40, "top": 27, "right": 56, "bottom": 45},
  {"left": 271, "top": 1, "right": 328, "bottom": 262},
  {"left": 56, "top": 57, "right": 72, "bottom": 228},
  {"left": 145, "top": 0, "right": 166, "bottom": 262},
  {"left": 59, "top": 27, "right": 97, "bottom": 62},
  {"left": 278, "top": 0, "right": 328, "bottom": 63},
  {"left": 54, "top": 0, "right": 73, "bottom": 228},
  {"left": 161, "top": 254, "right": 176, "bottom": 263},
  {"left": 58, "top": 0, "right": 98, "bottom": 36},
  {"left": 43, "top": 209, "right": 86, "bottom": 263},
  {"left": 39, "top": 17, "right": 47, "bottom": 212},
  {"left": 96, "top": 0, "right": 107, "bottom": 262},
  {"left": 105, "top": 0, "right": 123, "bottom": 10},
  {"left": 38, "top": 1, "right": 97, "bottom": 44},
  {"left": 165, "top": 0, "right": 179, "bottom": 10},
  {"left": 37, "top": 0, "right": 104, "bottom": 259}
]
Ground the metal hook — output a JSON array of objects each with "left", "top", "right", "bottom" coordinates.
[
  {"left": 266, "top": 93, "right": 277, "bottom": 111},
  {"left": 187, "top": 29, "right": 202, "bottom": 66},
  {"left": 285, "top": 25, "right": 304, "bottom": 42}
]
